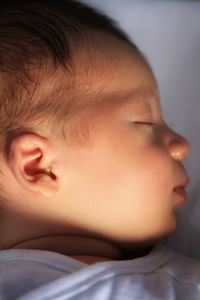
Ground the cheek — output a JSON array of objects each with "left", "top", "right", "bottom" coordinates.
[
  {"left": 71, "top": 119, "right": 173, "bottom": 202},
  {"left": 128, "top": 144, "right": 173, "bottom": 188},
  {"left": 85, "top": 146, "right": 172, "bottom": 216}
]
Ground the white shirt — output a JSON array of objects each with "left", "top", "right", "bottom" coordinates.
[{"left": 0, "top": 243, "right": 200, "bottom": 299}]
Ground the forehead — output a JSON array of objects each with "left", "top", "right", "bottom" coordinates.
[{"left": 72, "top": 33, "right": 158, "bottom": 110}]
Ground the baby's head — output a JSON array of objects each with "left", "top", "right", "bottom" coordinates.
[{"left": 0, "top": 0, "right": 190, "bottom": 254}]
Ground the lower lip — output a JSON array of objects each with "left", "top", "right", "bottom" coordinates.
[{"left": 173, "top": 187, "right": 187, "bottom": 204}]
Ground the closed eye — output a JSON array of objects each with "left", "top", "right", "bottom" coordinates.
[{"left": 134, "top": 121, "right": 155, "bottom": 126}]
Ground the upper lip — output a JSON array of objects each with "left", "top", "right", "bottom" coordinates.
[{"left": 174, "top": 177, "right": 190, "bottom": 189}]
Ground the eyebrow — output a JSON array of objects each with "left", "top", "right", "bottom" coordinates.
[{"left": 95, "top": 86, "right": 155, "bottom": 113}]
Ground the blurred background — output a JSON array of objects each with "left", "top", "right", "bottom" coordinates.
[{"left": 80, "top": 0, "right": 200, "bottom": 258}]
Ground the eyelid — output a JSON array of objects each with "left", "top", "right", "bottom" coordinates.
[{"left": 134, "top": 121, "right": 155, "bottom": 126}]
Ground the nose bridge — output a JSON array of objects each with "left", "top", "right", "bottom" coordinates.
[{"left": 165, "top": 125, "right": 191, "bottom": 161}]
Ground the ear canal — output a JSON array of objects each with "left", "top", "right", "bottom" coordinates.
[{"left": 46, "top": 166, "right": 56, "bottom": 180}]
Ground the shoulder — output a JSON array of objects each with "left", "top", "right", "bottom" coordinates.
[
  {"left": 158, "top": 244, "right": 200, "bottom": 283},
  {"left": 0, "top": 248, "right": 86, "bottom": 299}
]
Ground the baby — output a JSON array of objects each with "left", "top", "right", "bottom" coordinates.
[{"left": 0, "top": 0, "right": 200, "bottom": 299}]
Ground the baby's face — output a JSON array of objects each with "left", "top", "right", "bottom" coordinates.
[{"left": 59, "top": 35, "right": 190, "bottom": 249}]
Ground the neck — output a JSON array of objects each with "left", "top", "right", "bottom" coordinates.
[
  {"left": 9, "top": 234, "right": 124, "bottom": 264},
  {"left": 8, "top": 234, "right": 154, "bottom": 264}
]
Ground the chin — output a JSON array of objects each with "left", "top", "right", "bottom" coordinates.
[
  {"left": 110, "top": 219, "right": 177, "bottom": 252},
  {"left": 148, "top": 218, "right": 177, "bottom": 245}
]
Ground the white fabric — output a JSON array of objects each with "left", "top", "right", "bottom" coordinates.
[
  {"left": 1, "top": 245, "right": 200, "bottom": 299},
  {"left": 80, "top": 0, "right": 200, "bottom": 259}
]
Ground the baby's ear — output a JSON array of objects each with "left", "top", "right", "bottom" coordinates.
[{"left": 7, "top": 133, "right": 60, "bottom": 197}]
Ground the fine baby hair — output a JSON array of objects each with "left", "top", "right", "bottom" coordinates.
[
  {"left": 0, "top": 0, "right": 149, "bottom": 209},
  {"left": 0, "top": 0, "right": 145, "bottom": 154}
]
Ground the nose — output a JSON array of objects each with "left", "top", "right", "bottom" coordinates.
[{"left": 166, "top": 126, "right": 191, "bottom": 162}]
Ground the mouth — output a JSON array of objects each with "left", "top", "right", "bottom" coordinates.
[
  {"left": 173, "top": 177, "right": 190, "bottom": 204},
  {"left": 173, "top": 186, "right": 187, "bottom": 201}
]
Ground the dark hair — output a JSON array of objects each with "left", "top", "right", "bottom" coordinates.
[{"left": 0, "top": 0, "right": 143, "bottom": 157}]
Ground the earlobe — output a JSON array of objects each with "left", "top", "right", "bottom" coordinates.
[{"left": 7, "top": 133, "right": 59, "bottom": 197}]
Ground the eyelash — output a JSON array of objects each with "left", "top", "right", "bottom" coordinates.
[{"left": 134, "top": 121, "right": 155, "bottom": 126}]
